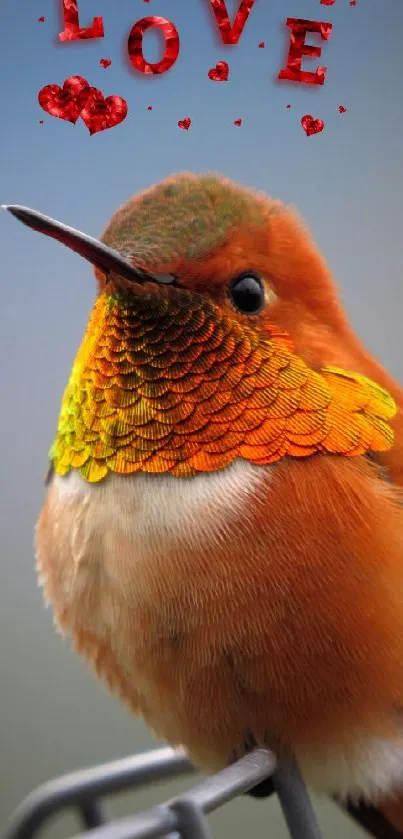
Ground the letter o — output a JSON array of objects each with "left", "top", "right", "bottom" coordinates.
[{"left": 128, "top": 16, "right": 180, "bottom": 75}]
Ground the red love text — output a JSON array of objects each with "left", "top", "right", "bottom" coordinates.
[
  {"left": 128, "top": 17, "right": 180, "bottom": 75},
  {"left": 208, "top": 0, "right": 256, "bottom": 45},
  {"left": 278, "top": 18, "right": 332, "bottom": 85},
  {"left": 56, "top": 3, "right": 333, "bottom": 87},
  {"left": 59, "top": 0, "right": 104, "bottom": 42}
]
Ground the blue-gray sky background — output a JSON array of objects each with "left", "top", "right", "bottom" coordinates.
[{"left": 0, "top": 1, "right": 402, "bottom": 836}]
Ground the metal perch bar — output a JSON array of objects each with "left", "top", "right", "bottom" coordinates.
[
  {"left": 272, "top": 760, "right": 323, "bottom": 839},
  {"left": 3, "top": 748, "right": 193, "bottom": 839},
  {"left": 78, "top": 799, "right": 107, "bottom": 830},
  {"left": 2, "top": 747, "right": 324, "bottom": 839}
]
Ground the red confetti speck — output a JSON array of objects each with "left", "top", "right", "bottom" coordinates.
[
  {"left": 301, "top": 114, "right": 324, "bottom": 136},
  {"left": 286, "top": 104, "right": 291, "bottom": 109},
  {"left": 147, "top": 105, "right": 153, "bottom": 110},
  {"left": 100, "top": 58, "right": 112, "bottom": 68},
  {"left": 128, "top": 17, "right": 180, "bottom": 75},
  {"left": 80, "top": 88, "right": 128, "bottom": 135},
  {"left": 338, "top": 105, "right": 347, "bottom": 113},
  {"left": 234, "top": 118, "right": 242, "bottom": 126},
  {"left": 178, "top": 117, "right": 191, "bottom": 130},
  {"left": 38, "top": 75, "right": 91, "bottom": 123},
  {"left": 350, "top": 1, "right": 357, "bottom": 5},
  {"left": 320, "top": 0, "right": 336, "bottom": 5},
  {"left": 143, "top": 0, "right": 150, "bottom": 3},
  {"left": 38, "top": 16, "right": 45, "bottom": 23},
  {"left": 208, "top": 60, "right": 229, "bottom": 81},
  {"left": 258, "top": 41, "right": 265, "bottom": 48}
]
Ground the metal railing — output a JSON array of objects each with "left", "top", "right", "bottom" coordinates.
[{"left": 2, "top": 747, "right": 324, "bottom": 839}]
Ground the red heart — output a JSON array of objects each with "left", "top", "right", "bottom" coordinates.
[
  {"left": 80, "top": 87, "right": 128, "bottom": 135},
  {"left": 258, "top": 41, "right": 265, "bottom": 48},
  {"left": 208, "top": 61, "right": 229, "bottom": 82},
  {"left": 338, "top": 105, "right": 347, "bottom": 114},
  {"left": 38, "top": 75, "right": 90, "bottom": 124},
  {"left": 234, "top": 118, "right": 242, "bottom": 126},
  {"left": 301, "top": 114, "right": 324, "bottom": 136},
  {"left": 320, "top": 23, "right": 332, "bottom": 40},
  {"left": 178, "top": 117, "right": 191, "bottom": 130},
  {"left": 100, "top": 58, "right": 112, "bottom": 69}
]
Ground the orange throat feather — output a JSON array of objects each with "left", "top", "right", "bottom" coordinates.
[{"left": 50, "top": 286, "right": 396, "bottom": 483}]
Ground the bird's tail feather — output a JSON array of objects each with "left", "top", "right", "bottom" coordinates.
[
  {"left": 342, "top": 799, "right": 403, "bottom": 839},
  {"left": 247, "top": 783, "right": 403, "bottom": 838}
]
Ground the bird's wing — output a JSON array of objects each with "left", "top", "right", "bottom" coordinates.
[{"left": 319, "top": 365, "right": 397, "bottom": 455}]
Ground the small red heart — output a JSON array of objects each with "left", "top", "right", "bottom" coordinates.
[
  {"left": 100, "top": 58, "right": 112, "bottom": 69},
  {"left": 338, "top": 105, "right": 347, "bottom": 114},
  {"left": 147, "top": 105, "right": 153, "bottom": 110},
  {"left": 258, "top": 41, "right": 265, "bottom": 48},
  {"left": 38, "top": 76, "right": 90, "bottom": 124},
  {"left": 286, "top": 104, "right": 291, "bottom": 109},
  {"left": 80, "top": 87, "right": 128, "bottom": 135},
  {"left": 178, "top": 117, "right": 191, "bottom": 130},
  {"left": 38, "top": 16, "right": 45, "bottom": 23},
  {"left": 208, "top": 61, "right": 229, "bottom": 82},
  {"left": 234, "top": 118, "right": 242, "bottom": 126},
  {"left": 320, "top": 23, "right": 332, "bottom": 40},
  {"left": 301, "top": 114, "right": 324, "bottom": 136}
]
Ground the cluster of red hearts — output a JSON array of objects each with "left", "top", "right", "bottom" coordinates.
[
  {"left": 38, "top": 75, "right": 127, "bottom": 135},
  {"left": 37, "top": 69, "right": 346, "bottom": 136},
  {"left": 36, "top": 75, "right": 243, "bottom": 134},
  {"left": 37, "top": 75, "right": 341, "bottom": 136},
  {"left": 178, "top": 111, "right": 347, "bottom": 136},
  {"left": 178, "top": 117, "right": 242, "bottom": 131},
  {"left": 204, "top": 61, "right": 335, "bottom": 136}
]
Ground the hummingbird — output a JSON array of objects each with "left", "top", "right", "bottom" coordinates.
[{"left": 4, "top": 172, "right": 403, "bottom": 838}]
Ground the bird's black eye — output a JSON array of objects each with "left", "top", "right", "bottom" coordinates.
[{"left": 228, "top": 273, "right": 265, "bottom": 314}]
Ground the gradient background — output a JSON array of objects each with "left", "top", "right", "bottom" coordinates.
[{"left": 1, "top": 0, "right": 402, "bottom": 836}]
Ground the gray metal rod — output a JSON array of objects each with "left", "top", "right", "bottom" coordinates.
[
  {"left": 67, "top": 750, "right": 277, "bottom": 839},
  {"left": 3, "top": 748, "right": 194, "bottom": 839},
  {"left": 273, "top": 760, "right": 323, "bottom": 839},
  {"left": 78, "top": 800, "right": 106, "bottom": 830},
  {"left": 170, "top": 750, "right": 277, "bottom": 813},
  {"left": 169, "top": 800, "right": 215, "bottom": 839},
  {"left": 68, "top": 806, "right": 178, "bottom": 839}
]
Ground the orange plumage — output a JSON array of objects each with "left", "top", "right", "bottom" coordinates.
[{"left": 5, "top": 172, "right": 403, "bottom": 836}]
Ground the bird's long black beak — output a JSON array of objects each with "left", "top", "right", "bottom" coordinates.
[{"left": 1, "top": 204, "right": 173, "bottom": 285}]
